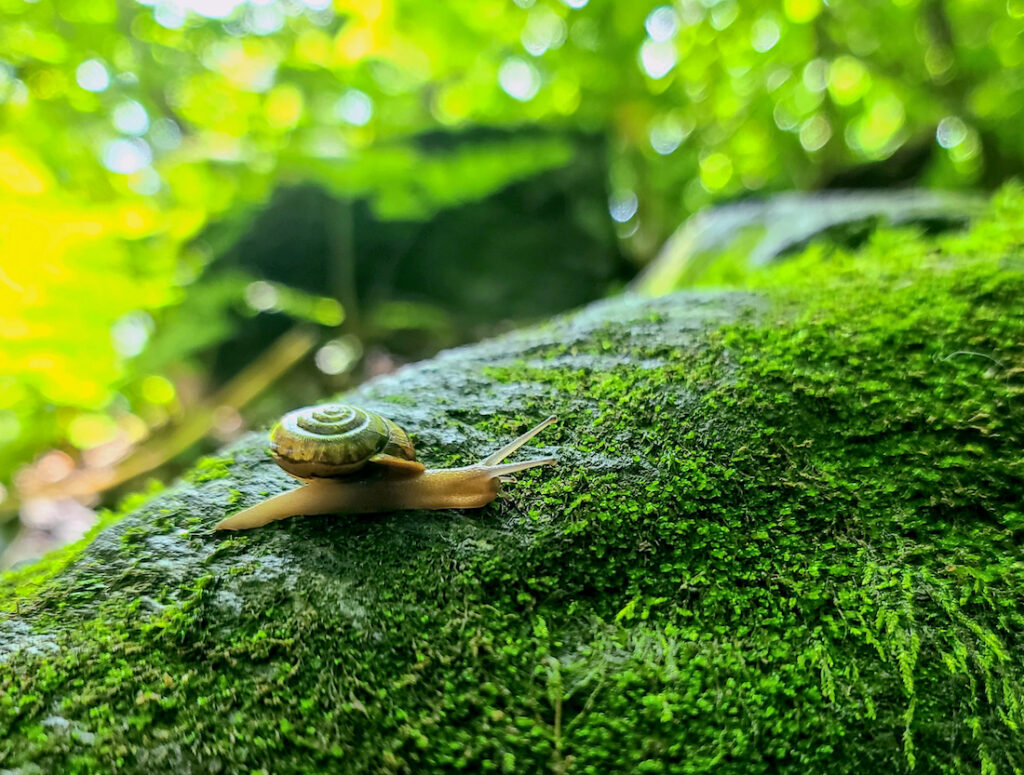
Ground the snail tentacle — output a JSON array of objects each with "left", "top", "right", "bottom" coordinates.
[{"left": 481, "top": 415, "right": 557, "bottom": 466}]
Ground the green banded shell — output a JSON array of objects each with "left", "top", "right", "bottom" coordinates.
[{"left": 269, "top": 404, "right": 416, "bottom": 479}]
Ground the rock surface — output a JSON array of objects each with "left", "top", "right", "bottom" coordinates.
[{"left": 1, "top": 188, "right": 1023, "bottom": 774}]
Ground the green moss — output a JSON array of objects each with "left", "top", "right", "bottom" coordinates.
[
  {"left": 184, "top": 455, "right": 236, "bottom": 483},
  {"left": 1, "top": 186, "right": 1023, "bottom": 773},
  {"left": 0, "top": 480, "right": 164, "bottom": 616},
  {"left": 378, "top": 394, "right": 419, "bottom": 407},
  {"left": 0, "top": 535, "right": 98, "bottom": 617}
]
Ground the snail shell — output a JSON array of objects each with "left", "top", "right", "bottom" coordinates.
[{"left": 270, "top": 404, "right": 422, "bottom": 479}]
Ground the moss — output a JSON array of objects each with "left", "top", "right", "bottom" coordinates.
[
  {"left": 184, "top": 455, "right": 236, "bottom": 484},
  {"left": 0, "top": 534, "right": 98, "bottom": 617},
  {"left": 0, "top": 480, "right": 164, "bottom": 616},
  {"left": 378, "top": 394, "right": 420, "bottom": 407},
  {"left": 1, "top": 186, "right": 1023, "bottom": 773}
]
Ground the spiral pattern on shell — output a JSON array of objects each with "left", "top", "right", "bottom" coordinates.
[
  {"left": 269, "top": 404, "right": 416, "bottom": 478},
  {"left": 295, "top": 405, "right": 371, "bottom": 437}
]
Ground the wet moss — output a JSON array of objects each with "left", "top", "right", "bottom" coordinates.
[
  {"left": 184, "top": 455, "right": 236, "bottom": 484},
  {"left": 0, "top": 482, "right": 164, "bottom": 617},
  {"left": 0, "top": 186, "right": 1022, "bottom": 773}
]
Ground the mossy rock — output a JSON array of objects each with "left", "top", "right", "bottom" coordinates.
[
  {"left": 2, "top": 188, "right": 1024, "bottom": 774},
  {"left": 633, "top": 188, "right": 987, "bottom": 293}
]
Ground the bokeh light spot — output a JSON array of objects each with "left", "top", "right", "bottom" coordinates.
[
  {"left": 499, "top": 58, "right": 541, "bottom": 101},
  {"left": 784, "top": 0, "right": 821, "bottom": 23},
  {"left": 433, "top": 83, "right": 471, "bottom": 123},
  {"left": 640, "top": 40, "right": 677, "bottom": 79},
  {"left": 949, "top": 127, "right": 980, "bottom": 163},
  {"left": 315, "top": 336, "right": 363, "bottom": 375},
  {"left": 155, "top": 2, "right": 187, "bottom": 29},
  {"left": 102, "top": 138, "right": 153, "bottom": 175},
  {"left": 648, "top": 114, "right": 693, "bottom": 155},
  {"left": 699, "top": 152, "right": 733, "bottom": 190},
  {"left": 751, "top": 18, "right": 780, "bottom": 52},
  {"left": 129, "top": 168, "right": 163, "bottom": 196},
  {"left": 313, "top": 297, "right": 345, "bottom": 326},
  {"left": 245, "top": 280, "right": 279, "bottom": 312},
  {"left": 150, "top": 118, "right": 183, "bottom": 151},
  {"left": 335, "top": 89, "right": 374, "bottom": 125},
  {"left": 849, "top": 93, "right": 906, "bottom": 157},
  {"left": 711, "top": 2, "right": 739, "bottom": 31},
  {"left": 925, "top": 45, "right": 954, "bottom": 77},
  {"left": 186, "top": 0, "right": 244, "bottom": 18},
  {"left": 113, "top": 100, "right": 151, "bottom": 136},
  {"left": 68, "top": 413, "right": 119, "bottom": 450},
  {"left": 799, "top": 114, "right": 832, "bottom": 151},
  {"left": 111, "top": 312, "right": 154, "bottom": 357},
  {"left": 802, "top": 59, "right": 828, "bottom": 93},
  {"left": 766, "top": 67, "right": 791, "bottom": 92},
  {"left": 645, "top": 7, "right": 680, "bottom": 42},
  {"left": 936, "top": 116, "right": 967, "bottom": 148},
  {"left": 266, "top": 84, "right": 305, "bottom": 129},
  {"left": 245, "top": 3, "right": 286, "bottom": 35},
  {"left": 522, "top": 7, "right": 567, "bottom": 56},
  {"left": 141, "top": 375, "right": 177, "bottom": 405},
  {"left": 773, "top": 102, "right": 798, "bottom": 131},
  {"left": 828, "top": 56, "right": 871, "bottom": 105},
  {"left": 76, "top": 59, "right": 110, "bottom": 92},
  {"left": 609, "top": 190, "right": 638, "bottom": 223}
]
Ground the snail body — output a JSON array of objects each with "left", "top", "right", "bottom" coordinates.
[{"left": 215, "top": 404, "right": 556, "bottom": 531}]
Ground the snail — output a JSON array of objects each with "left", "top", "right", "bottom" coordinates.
[{"left": 214, "top": 404, "right": 557, "bottom": 531}]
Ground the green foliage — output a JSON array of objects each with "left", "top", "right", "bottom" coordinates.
[{"left": 0, "top": 186, "right": 1022, "bottom": 772}]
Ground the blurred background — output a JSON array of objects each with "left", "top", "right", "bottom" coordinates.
[{"left": 1, "top": 0, "right": 1021, "bottom": 566}]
